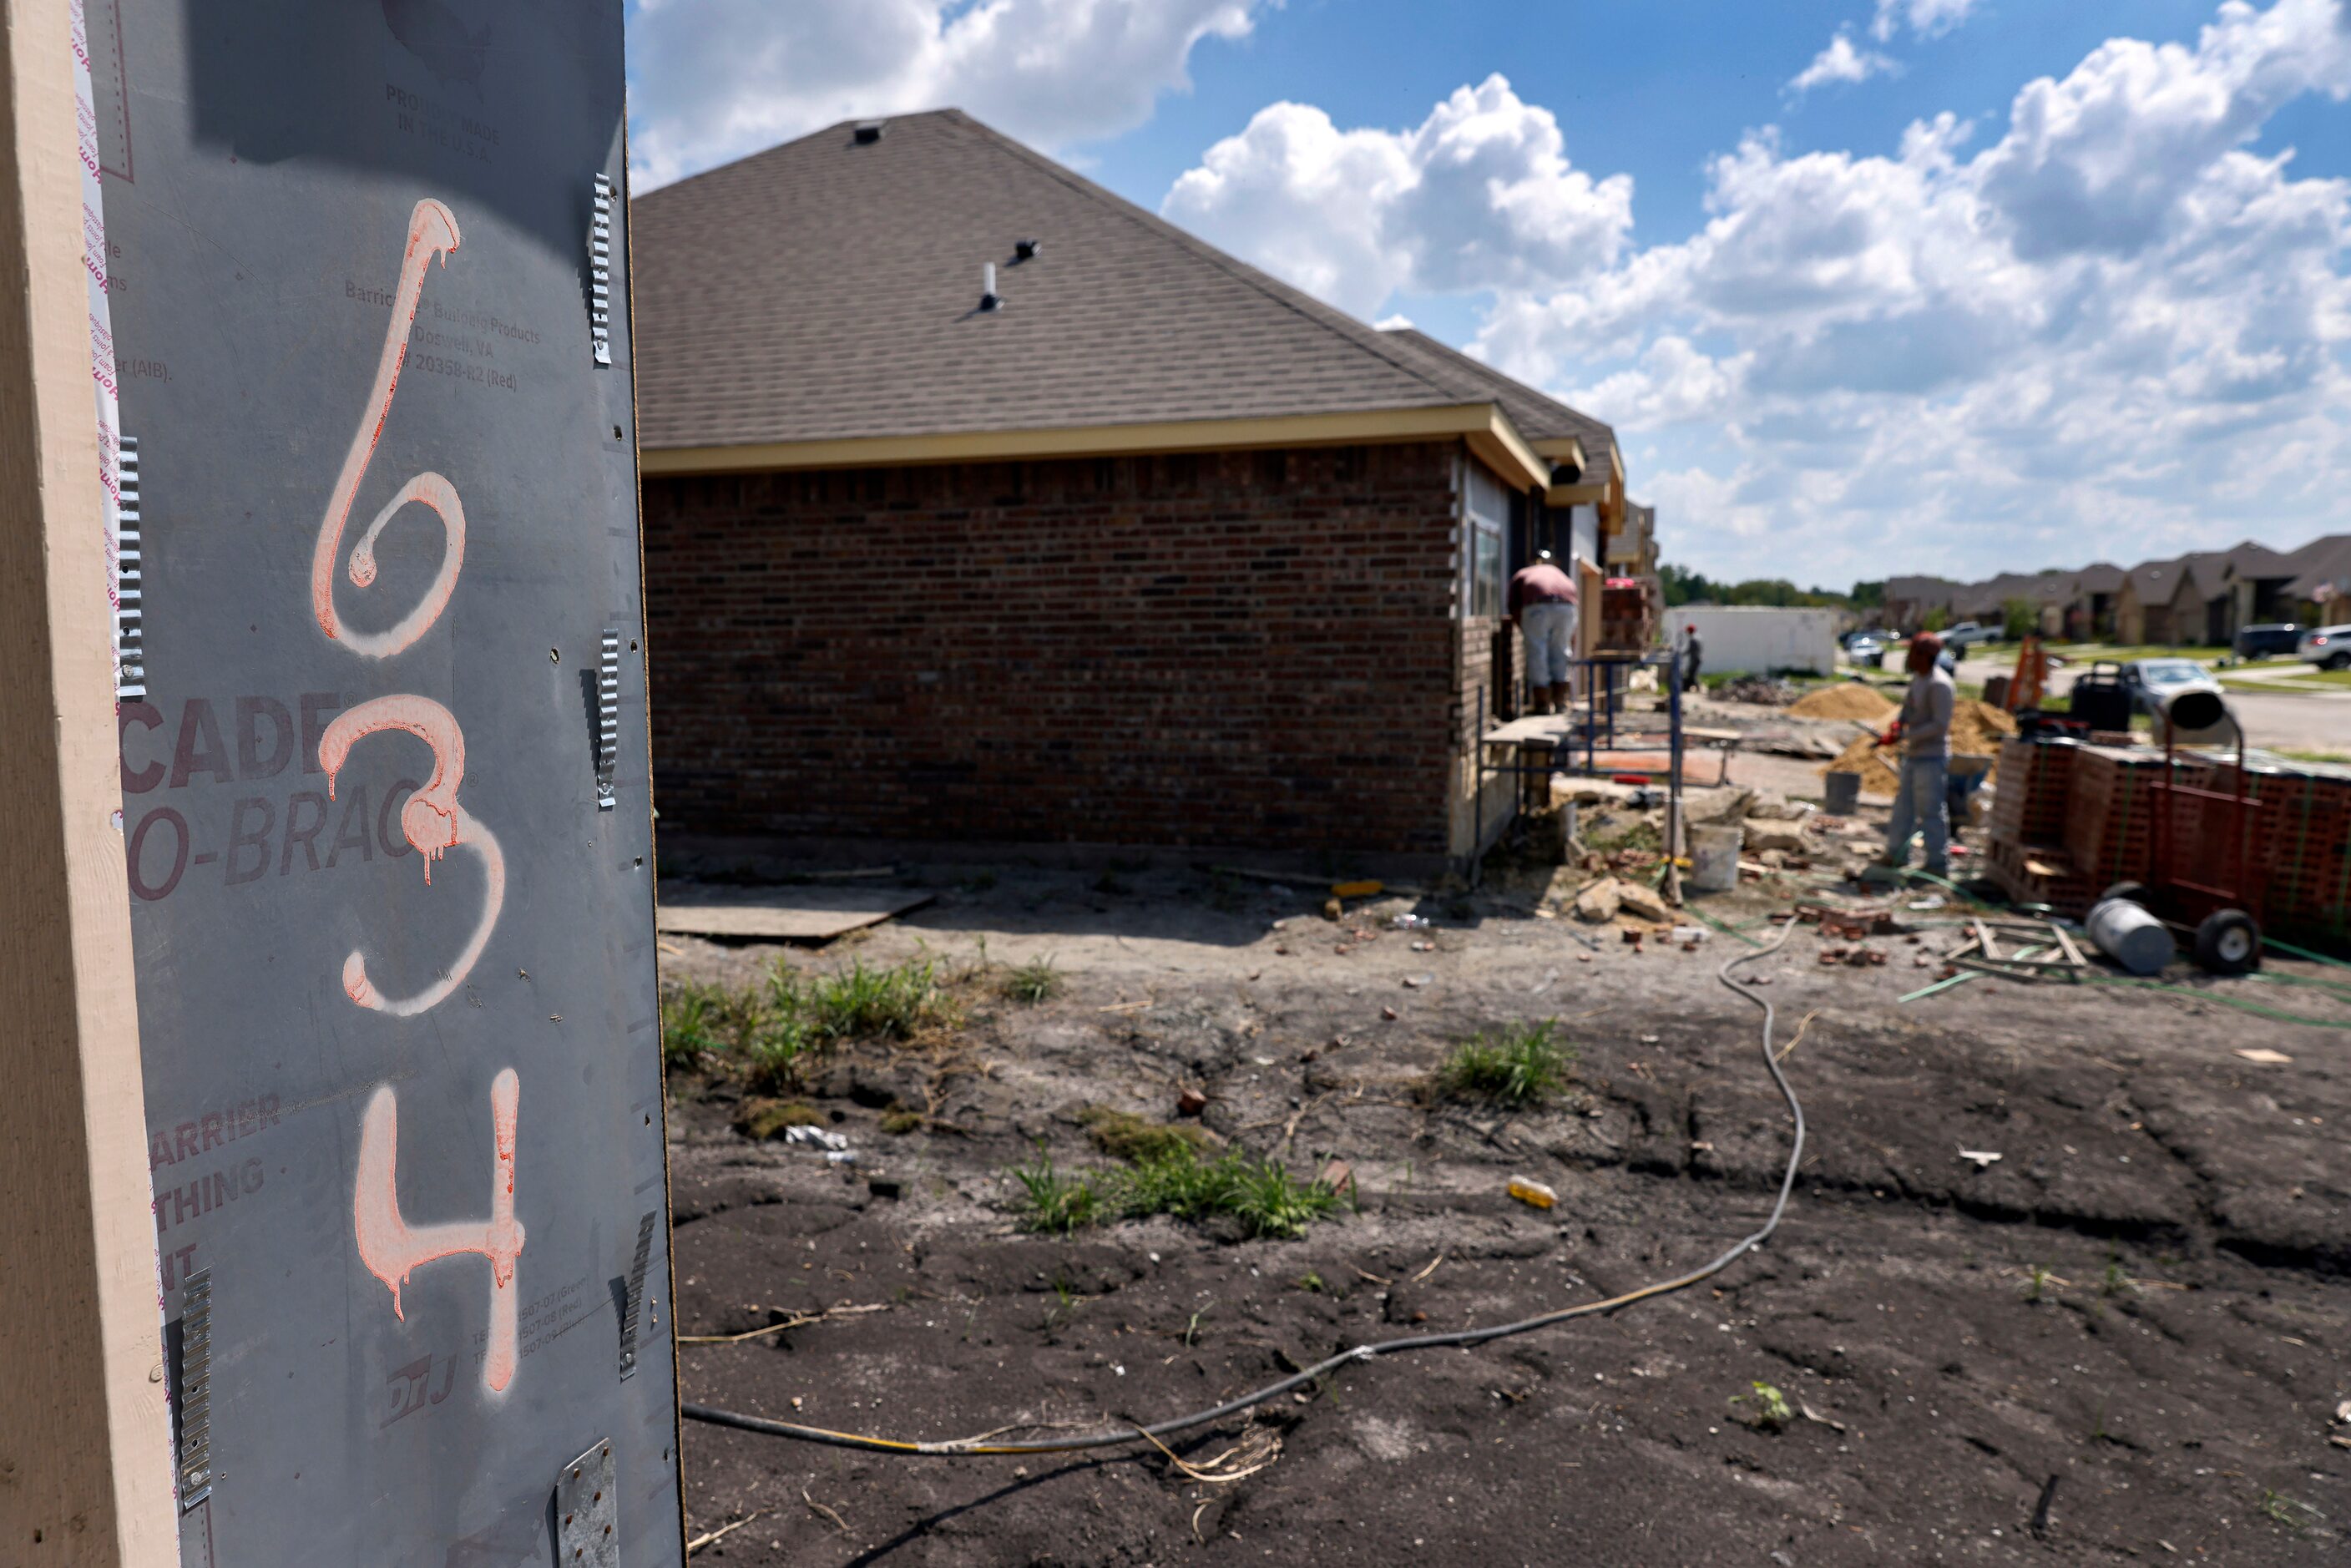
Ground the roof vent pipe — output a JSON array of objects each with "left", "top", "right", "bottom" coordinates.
[
  {"left": 853, "top": 120, "right": 885, "bottom": 144},
  {"left": 1014, "top": 238, "right": 1040, "bottom": 261},
  {"left": 979, "top": 262, "right": 1003, "bottom": 312}
]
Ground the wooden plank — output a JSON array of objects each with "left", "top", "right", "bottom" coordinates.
[
  {"left": 2052, "top": 924, "right": 2090, "bottom": 970},
  {"left": 1974, "top": 919, "right": 1999, "bottom": 962},
  {"left": 657, "top": 888, "right": 936, "bottom": 942},
  {"left": 0, "top": 4, "right": 178, "bottom": 1555}
]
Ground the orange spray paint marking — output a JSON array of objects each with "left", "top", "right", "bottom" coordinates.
[
  {"left": 320, "top": 695, "right": 506, "bottom": 1016},
  {"left": 311, "top": 199, "right": 468, "bottom": 659},
  {"left": 319, "top": 695, "right": 467, "bottom": 876},
  {"left": 354, "top": 1068, "right": 523, "bottom": 1393}
]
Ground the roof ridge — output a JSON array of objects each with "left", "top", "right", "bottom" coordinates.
[{"left": 935, "top": 111, "right": 1487, "bottom": 412}]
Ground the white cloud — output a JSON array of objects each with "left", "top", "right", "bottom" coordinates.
[
  {"left": 1160, "top": 75, "right": 1634, "bottom": 316},
  {"left": 1168, "top": 0, "right": 2351, "bottom": 583},
  {"left": 1789, "top": 33, "right": 1898, "bottom": 96},
  {"left": 627, "top": 0, "right": 1263, "bottom": 188},
  {"left": 1872, "top": 0, "right": 1981, "bottom": 43}
]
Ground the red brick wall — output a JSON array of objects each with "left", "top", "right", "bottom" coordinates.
[{"left": 641, "top": 443, "right": 1477, "bottom": 857}]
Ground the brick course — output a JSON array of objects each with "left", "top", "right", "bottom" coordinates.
[{"left": 642, "top": 442, "right": 1497, "bottom": 858}]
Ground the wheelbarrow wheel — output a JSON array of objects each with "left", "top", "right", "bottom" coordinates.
[{"left": 2192, "top": 909, "right": 2260, "bottom": 976}]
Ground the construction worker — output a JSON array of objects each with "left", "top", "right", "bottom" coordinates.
[
  {"left": 1508, "top": 549, "right": 1577, "bottom": 716},
  {"left": 1681, "top": 623, "right": 1703, "bottom": 692},
  {"left": 1879, "top": 630, "right": 1955, "bottom": 879}
]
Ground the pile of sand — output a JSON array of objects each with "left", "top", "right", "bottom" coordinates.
[
  {"left": 1822, "top": 733, "right": 1902, "bottom": 798},
  {"left": 1819, "top": 699, "right": 2018, "bottom": 800},
  {"left": 1951, "top": 698, "right": 2018, "bottom": 758},
  {"left": 1788, "top": 682, "right": 1899, "bottom": 722}
]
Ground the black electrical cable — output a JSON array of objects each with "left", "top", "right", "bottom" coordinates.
[{"left": 682, "top": 917, "right": 1806, "bottom": 1457}]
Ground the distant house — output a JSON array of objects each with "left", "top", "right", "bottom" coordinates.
[
  {"left": 629, "top": 109, "right": 1632, "bottom": 871},
  {"left": 1883, "top": 575, "right": 1963, "bottom": 632},
  {"left": 2116, "top": 558, "right": 2190, "bottom": 645},
  {"left": 2283, "top": 534, "right": 2351, "bottom": 627},
  {"left": 1953, "top": 570, "right": 2077, "bottom": 637},
  {"left": 2065, "top": 563, "right": 2124, "bottom": 641},
  {"left": 2212, "top": 543, "right": 2303, "bottom": 640}
]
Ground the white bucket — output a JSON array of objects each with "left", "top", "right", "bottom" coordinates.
[{"left": 1691, "top": 822, "right": 1742, "bottom": 893}]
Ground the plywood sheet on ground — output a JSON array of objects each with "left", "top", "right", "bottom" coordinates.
[{"left": 657, "top": 885, "right": 936, "bottom": 941}]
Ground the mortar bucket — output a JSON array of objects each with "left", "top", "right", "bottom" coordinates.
[
  {"left": 1823, "top": 770, "right": 1862, "bottom": 815},
  {"left": 1691, "top": 822, "right": 1742, "bottom": 893}
]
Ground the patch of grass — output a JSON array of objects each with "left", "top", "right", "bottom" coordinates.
[
  {"left": 1732, "top": 1380, "right": 1793, "bottom": 1432},
  {"left": 879, "top": 1107, "right": 923, "bottom": 1135},
  {"left": 734, "top": 1097, "right": 826, "bottom": 1139},
  {"left": 1002, "top": 955, "right": 1063, "bottom": 1004},
  {"left": 774, "top": 956, "right": 955, "bottom": 1044},
  {"left": 740, "top": 1014, "right": 817, "bottom": 1093},
  {"left": 2277, "top": 747, "right": 2351, "bottom": 765},
  {"left": 1080, "top": 1105, "right": 1216, "bottom": 1165},
  {"left": 1437, "top": 1019, "right": 1571, "bottom": 1106},
  {"left": 660, "top": 979, "right": 762, "bottom": 1070},
  {"left": 1005, "top": 1143, "right": 1342, "bottom": 1241},
  {"left": 1119, "top": 1146, "right": 1341, "bottom": 1239},
  {"left": 1294, "top": 1272, "right": 1325, "bottom": 1293},
  {"left": 1009, "top": 1149, "right": 1105, "bottom": 1235}
]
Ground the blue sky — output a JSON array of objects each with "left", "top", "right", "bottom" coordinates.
[{"left": 624, "top": 0, "right": 2351, "bottom": 589}]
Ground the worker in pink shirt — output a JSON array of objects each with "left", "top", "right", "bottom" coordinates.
[{"left": 1508, "top": 551, "right": 1578, "bottom": 715}]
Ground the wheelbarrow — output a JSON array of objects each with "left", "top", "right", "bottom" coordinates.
[{"left": 2096, "top": 686, "right": 2262, "bottom": 975}]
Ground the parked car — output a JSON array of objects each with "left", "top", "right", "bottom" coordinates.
[
  {"left": 2121, "top": 657, "right": 2226, "bottom": 716},
  {"left": 1844, "top": 635, "right": 1887, "bottom": 667},
  {"left": 2234, "top": 622, "right": 2301, "bottom": 659},
  {"left": 1939, "top": 621, "right": 2000, "bottom": 653},
  {"left": 1839, "top": 628, "right": 1888, "bottom": 650},
  {"left": 2299, "top": 627, "right": 2351, "bottom": 670}
]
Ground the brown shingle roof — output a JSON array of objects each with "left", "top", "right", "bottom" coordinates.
[
  {"left": 1375, "top": 327, "right": 1616, "bottom": 473},
  {"left": 629, "top": 109, "right": 1602, "bottom": 457}
]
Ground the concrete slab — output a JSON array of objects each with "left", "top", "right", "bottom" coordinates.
[{"left": 657, "top": 883, "right": 936, "bottom": 942}]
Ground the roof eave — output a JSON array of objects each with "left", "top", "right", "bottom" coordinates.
[{"left": 640, "top": 402, "right": 1554, "bottom": 491}]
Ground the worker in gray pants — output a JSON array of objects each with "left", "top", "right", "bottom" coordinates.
[{"left": 1879, "top": 630, "right": 1955, "bottom": 879}]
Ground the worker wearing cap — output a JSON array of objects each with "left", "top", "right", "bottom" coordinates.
[
  {"left": 1881, "top": 631, "right": 1956, "bottom": 878},
  {"left": 1681, "top": 624, "right": 1703, "bottom": 693},
  {"left": 1508, "top": 550, "right": 1578, "bottom": 716}
]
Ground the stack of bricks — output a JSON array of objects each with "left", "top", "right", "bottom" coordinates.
[
  {"left": 2206, "top": 760, "right": 2351, "bottom": 938},
  {"left": 1984, "top": 738, "right": 2098, "bottom": 911},
  {"left": 1986, "top": 737, "right": 2074, "bottom": 848},
  {"left": 2061, "top": 745, "right": 2186, "bottom": 894}
]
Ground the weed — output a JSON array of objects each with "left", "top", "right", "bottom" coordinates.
[
  {"left": 1295, "top": 1272, "right": 1325, "bottom": 1293},
  {"left": 2023, "top": 1263, "right": 2056, "bottom": 1302},
  {"left": 2101, "top": 1256, "right": 2133, "bottom": 1297},
  {"left": 1006, "top": 1143, "right": 1340, "bottom": 1240},
  {"left": 1437, "top": 1019, "right": 1572, "bottom": 1106},
  {"left": 1042, "top": 1274, "right": 1088, "bottom": 1336},
  {"left": 660, "top": 979, "right": 756, "bottom": 1070},
  {"left": 1080, "top": 1105, "right": 1215, "bottom": 1165},
  {"left": 775, "top": 956, "right": 953, "bottom": 1043},
  {"left": 1183, "top": 1304, "right": 1211, "bottom": 1347},
  {"left": 1009, "top": 1148, "right": 1103, "bottom": 1236},
  {"left": 2259, "top": 1490, "right": 2324, "bottom": 1534},
  {"left": 879, "top": 1108, "right": 923, "bottom": 1135},
  {"left": 740, "top": 1014, "right": 817, "bottom": 1093},
  {"left": 1003, "top": 956, "right": 1063, "bottom": 1005},
  {"left": 1732, "top": 1381, "right": 1794, "bottom": 1432}
]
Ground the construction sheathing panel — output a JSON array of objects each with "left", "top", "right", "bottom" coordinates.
[{"left": 97, "top": 1, "right": 682, "bottom": 1561}]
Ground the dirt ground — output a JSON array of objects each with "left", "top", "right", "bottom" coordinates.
[{"left": 657, "top": 831, "right": 2351, "bottom": 1566}]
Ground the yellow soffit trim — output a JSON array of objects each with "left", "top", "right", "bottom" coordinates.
[
  {"left": 1463, "top": 408, "right": 1551, "bottom": 492},
  {"left": 639, "top": 403, "right": 1534, "bottom": 479},
  {"left": 1546, "top": 482, "right": 1608, "bottom": 506}
]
